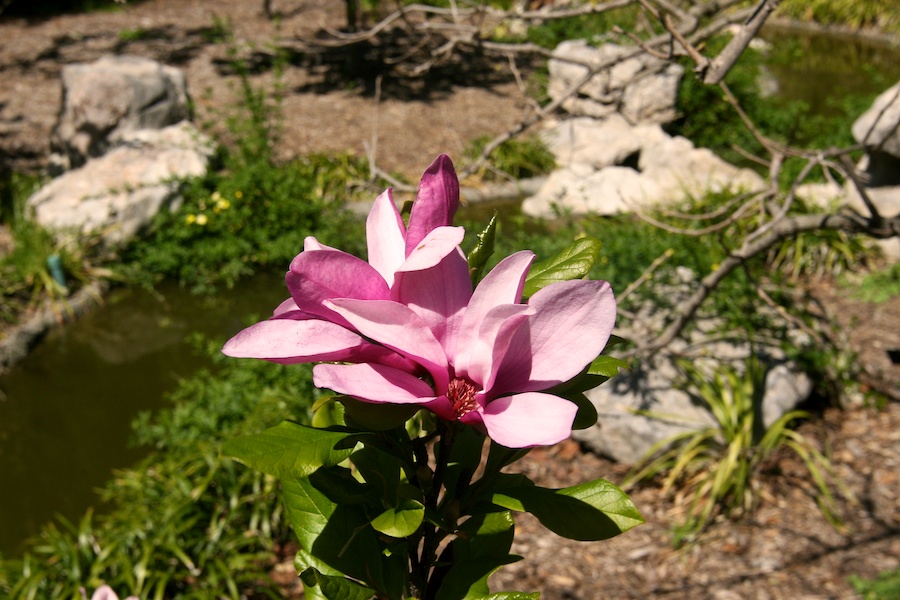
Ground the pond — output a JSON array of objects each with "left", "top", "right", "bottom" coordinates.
[
  {"left": 1, "top": 26, "right": 899, "bottom": 559},
  {"left": 0, "top": 275, "right": 285, "bottom": 556}
]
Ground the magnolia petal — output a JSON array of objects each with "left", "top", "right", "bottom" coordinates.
[
  {"left": 396, "top": 226, "right": 466, "bottom": 273},
  {"left": 326, "top": 298, "right": 450, "bottom": 391},
  {"left": 455, "top": 251, "right": 534, "bottom": 367},
  {"left": 303, "top": 236, "right": 337, "bottom": 252},
  {"left": 222, "top": 318, "right": 368, "bottom": 363},
  {"left": 287, "top": 249, "right": 390, "bottom": 324},
  {"left": 313, "top": 363, "right": 436, "bottom": 404},
  {"left": 479, "top": 392, "right": 577, "bottom": 448},
  {"left": 456, "top": 303, "right": 533, "bottom": 389},
  {"left": 366, "top": 189, "right": 407, "bottom": 287},
  {"left": 393, "top": 247, "right": 471, "bottom": 355},
  {"left": 494, "top": 280, "right": 616, "bottom": 394},
  {"left": 273, "top": 297, "right": 300, "bottom": 317},
  {"left": 405, "top": 154, "right": 460, "bottom": 256}
]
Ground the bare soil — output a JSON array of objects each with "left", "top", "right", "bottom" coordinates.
[{"left": 1, "top": 2, "right": 898, "bottom": 599}]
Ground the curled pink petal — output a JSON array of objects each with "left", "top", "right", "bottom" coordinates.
[
  {"left": 287, "top": 249, "right": 390, "bottom": 325},
  {"left": 405, "top": 154, "right": 460, "bottom": 256},
  {"left": 479, "top": 392, "right": 578, "bottom": 448},
  {"left": 393, "top": 247, "right": 471, "bottom": 355},
  {"left": 396, "top": 226, "right": 466, "bottom": 274},
  {"left": 223, "top": 318, "right": 372, "bottom": 363},
  {"left": 494, "top": 280, "right": 616, "bottom": 394},
  {"left": 455, "top": 251, "right": 534, "bottom": 370},
  {"left": 366, "top": 189, "right": 407, "bottom": 287},
  {"left": 273, "top": 297, "right": 300, "bottom": 317},
  {"left": 314, "top": 363, "right": 435, "bottom": 404},
  {"left": 326, "top": 298, "right": 450, "bottom": 392}
]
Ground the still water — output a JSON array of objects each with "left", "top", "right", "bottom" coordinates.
[{"left": 0, "top": 275, "right": 286, "bottom": 556}]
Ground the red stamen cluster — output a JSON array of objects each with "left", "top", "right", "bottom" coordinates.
[{"left": 448, "top": 378, "right": 478, "bottom": 419}]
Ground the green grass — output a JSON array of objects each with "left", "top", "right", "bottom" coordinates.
[
  {"left": 851, "top": 568, "right": 900, "bottom": 600},
  {"left": 847, "top": 263, "right": 900, "bottom": 304},
  {"left": 779, "top": 0, "right": 900, "bottom": 32}
]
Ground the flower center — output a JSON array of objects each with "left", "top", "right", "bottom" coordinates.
[{"left": 447, "top": 378, "right": 478, "bottom": 419}]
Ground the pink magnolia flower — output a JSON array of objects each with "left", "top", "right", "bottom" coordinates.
[
  {"left": 312, "top": 250, "right": 616, "bottom": 448},
  {"left": 223, "top": 154, "right": 617, "bottom": 447},
  {"left": 224, "top": 155, "right": 463, "bottom": 369}
]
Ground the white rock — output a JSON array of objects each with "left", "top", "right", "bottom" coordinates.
[
  {"left": 51, "top": 55, "right": 191, "bottom": 171},
  {"left": 542, "top": 115, "right": 642, "bottom": 169},
  {"left": 852, "top": 80, "right": 900, "bottom": 158},
  {"left": 28, "top": 123, "right": 214, "bottom": 246}
]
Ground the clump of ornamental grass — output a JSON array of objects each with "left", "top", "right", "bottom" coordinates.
[{"left": 626, "top": 355, "right": 853, "bottom": 545}]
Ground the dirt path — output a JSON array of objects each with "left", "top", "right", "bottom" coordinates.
[
  {"left": 0, "top": 0, "right": 533, "bottom": 180},
  {"left": 1, "top": 2, "right": 899, "bottom": 599}
]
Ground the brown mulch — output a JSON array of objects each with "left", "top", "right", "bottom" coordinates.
[{"left": 1, "top": 2, "right": 899, "bottom": 599}]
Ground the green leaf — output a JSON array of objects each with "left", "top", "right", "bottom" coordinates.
[
  {"left": 467, "top": 212, "right": 498, "bottom": 284},
  {"left": 443, "top": 425, "right": 487, "bottom": 500},
  {"left": 341, "top": 396, "right": 419, "bottom": 431},
  {"left": 566, "top": 392, "right": 599, "bottom": 430},
  {"left": 587, "top": 355, "right": 630, "bottom": 378},
  {"left": 492, "top": 478, "right": 644, "bottom": 541},
  {"left": 370, "top": 499, "right": 425, "bottom": 538},
  {"left": 350, "top": 444, "right": 404, "bottom": 506},
  {"left": 285, "top": 476, "right": 408, "bottom": 598},
  {"left": 312, "top": 397, "right": 346, "bottom": 429},
  {"left": 309, "top": 466, "right": 377, "bottom": 506},
  {"left": 432, "top": 512, "right": 519, "bottom": 600},
  {"left": 299, "top": 567, "right": 375, "bottom": 600},
  {"left": 222, "top": 421, "right": 354, "bottom": 479},
  {"left": 522, "top": 237, "right": 601, "bottom": 298}
]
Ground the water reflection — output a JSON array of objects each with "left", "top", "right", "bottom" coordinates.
[{"left": 0, "top": 275, "right": 285, "bottom": 556}]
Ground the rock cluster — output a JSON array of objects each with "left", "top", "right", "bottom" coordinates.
[
  {"left": 27, "top": 55, "right": 213, "bottom": 246},
  {"left": 549, "top": 40, "right": 684, "bottom": 125},
  {"left": 523, "top": 115, "right": 763, "bottom": 217}
]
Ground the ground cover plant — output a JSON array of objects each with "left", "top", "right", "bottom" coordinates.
[{"left": 625, "top": 356, "right": 852, "bottom": 545}]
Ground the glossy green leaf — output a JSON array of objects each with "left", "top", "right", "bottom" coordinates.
[
  {"left": 522, "top": 237, "right": 601, "bottom": 298},
  {"left": 350, "top": 444, "right": 404, "bottom": 506},
  {"left": 299, "top": 567, "right": 375, "bottom": 600},
  {"left": 222, "top": 421, "right": 354, "bottom": 479},
  {"left": 432, "top": 512, "right": 519, "bottom": 600},
  {"left": 492, "top": 478, "right": 644, "bottom": 541},
  {"left": 341, "top": 396, "right": 419, "bottom": 431},
  {"left": 370, "top": 499, "right": 425, "bottom": 538},
  {"left": 443, "top": 425, "right": 486, "bottom": 500},
  {"left": 308, "top": 466, "right": 377, "bottom": 506},
  {"left": 312, "top": 397, "right": 346, "bottom": 429},
  {"left": 566, "top": 392, "right": 599, "bottom": 430},
  {"left": 587, "top": 355, "right": 630, "bottom": 378},
  {"left": 284, "top": 476, "right": 408, "bottom": 599},
  {"left": 467, "top": 212, "right": 498, "bottom": 284}
]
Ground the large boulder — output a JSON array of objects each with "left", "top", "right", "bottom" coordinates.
[
  {"left": 852, "top": 80, "right": 900, "bottom": 163},
  {"left": 548, "top": 40, "right": 684, "bottom": 125},
  {"left": 28, "top": 122, "right": 214, "bottom": 246},
  {"left": 51, "top": 55, "right": 191, "bottom": 172}
]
